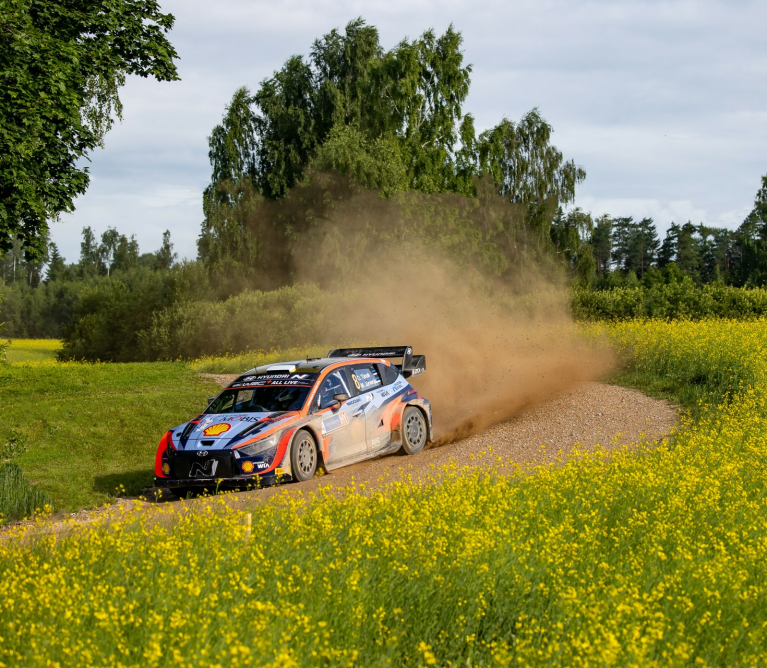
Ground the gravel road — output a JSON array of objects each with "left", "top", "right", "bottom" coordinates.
[{"left": 194, "top": 376, "right": 678, "bottom": 502}]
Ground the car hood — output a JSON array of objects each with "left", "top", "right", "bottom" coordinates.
[{"left": 174, "top": 411, "right": 299, "bottom": 450}]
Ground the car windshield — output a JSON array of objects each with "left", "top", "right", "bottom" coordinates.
[{"left": 206, "top": 386, "right": 310, "bottom": 414}]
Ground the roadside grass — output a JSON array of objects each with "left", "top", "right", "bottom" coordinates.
[
  {"left": 583, "top": 318, "right": 767, "bottom": 413},
  {"left": 0, "top": 361, "right": 222, "bottom": 513},
  {"left": 0, "top": 463, "right": 53, "bottom": 522},
  {"left": 5, "top": 338, "right": 61, "bottom": 364},
  {"left": 2, "top": 319, "right": 767, "bottom": 665},
  {"left": 0, "top": 341, "right": 339, "bottom": 519}
]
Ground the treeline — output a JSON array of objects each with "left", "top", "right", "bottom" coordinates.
[
  {"left": 0, "top": 226, "right": 179, "bottom": 341},
  {"left": 551, "top": 174, "right": 767, "bottom": 288},
  {"left": 2, "top": 19, "right": 767, "bottom": 360}
]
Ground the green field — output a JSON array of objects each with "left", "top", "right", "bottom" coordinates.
[
  {"left": 0, "top": 358, "right": 221, "bottom": 511},
  {"left": 4, "top": 338, "right": 62, "bottom": 364},
  {"left": 0, "top": 342, "right": 330, "bottom": 516}
]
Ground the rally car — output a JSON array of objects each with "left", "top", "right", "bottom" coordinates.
[{"left": 154, "top": 346, "right": 431, "bottom": 495}]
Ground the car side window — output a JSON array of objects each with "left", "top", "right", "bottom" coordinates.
[
  {"left": 377, "top": 363, "right": 399, "bottom": 386},
  {"left": 351, "top": 364, "right": 383, "bottom": 392},
  {"left": 316, "top": 370, "right": 352, "bottom": 410}
]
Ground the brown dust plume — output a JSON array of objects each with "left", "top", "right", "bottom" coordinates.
[
  {"left": 251, "top": 172, "right": 614, "bottom": 442},
  {"left": 316, "top": 258, "right": 613, "bottom": 442}
]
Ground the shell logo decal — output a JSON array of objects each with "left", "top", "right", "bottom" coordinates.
[
  {"left": 241, "top": 461, "right": 255, "bottom": 474},
  {"left": 202, "top": 423, "right": 231, "bottom": 437}
]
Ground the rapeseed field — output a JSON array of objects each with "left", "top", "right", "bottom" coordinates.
[{"left": 2, "top": 320, "right": 767, "bottom": 666}]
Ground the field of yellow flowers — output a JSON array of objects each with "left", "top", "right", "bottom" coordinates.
[{"left": 2, "top": 319, "right": 767, "bottom": 666}]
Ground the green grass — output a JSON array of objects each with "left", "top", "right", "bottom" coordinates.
[
  {"left": 5, "top": 338, "right": 61, "bottom": 364},
  {"left": 0, "top": 463, "right": 53, "bottom": 522},
  {"left": 0, "top": 361, "right": 221, "bottom": 513}
]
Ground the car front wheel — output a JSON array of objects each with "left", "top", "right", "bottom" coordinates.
[
  {"left": 290, "top": 429, "right": 318, "bottom": 482},
  {"left": 400, "top": 406, "right": 427, "bottom": 455}
]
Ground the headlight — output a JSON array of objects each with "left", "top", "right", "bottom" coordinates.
[{"left": 236, "top": 432, "right": 281, "bottom": 457}]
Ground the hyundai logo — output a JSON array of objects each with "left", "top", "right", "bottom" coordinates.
[{"left": 197, "top": 451, "right": 209, "bottom": 457}]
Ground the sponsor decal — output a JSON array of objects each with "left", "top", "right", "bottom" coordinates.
[
  {"left": 222, "top": 416, "right": 260, "bottom": 423},
  {"left": 231, "top": 379, "right": 313, "bottom": 388},
  {"left": 321, "top": 411, "right": 350, "bottom": 435},
  {"left": 371, "top": 436, "right": 380, "bottom": 447},
  {"left": 380, "top": 390, "right": 390, "bottom": 398},
  {"left": 275, "top": 468, "right": 286, "bottom": 475},
  {"left": 353, "top": 368, "right": 381, "bottom": 391},
  {"left": 197, "top": 450, "right": 209, "bottom": 457},
  {"left": 346, "top": 397, "right": 361, "bottom": 406},
  {"left": 203, "top": 423, "right": 231, "bottom": 437},
  {"left": 241, "top": 461, "right": 255, "bottom": 474},
  {"left": 240, "top": 373, "right": 316, "bottom": 382},
  {"left": 189, "top": 459, "right": 218, "bottom": 477}
]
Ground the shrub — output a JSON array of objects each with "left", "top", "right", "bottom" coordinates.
[
  {"left": 138, "top": 284, "right": 334, "bottom": 360},
  {"left": 572, "top": 282, "right": 767, "bottom": 320}
]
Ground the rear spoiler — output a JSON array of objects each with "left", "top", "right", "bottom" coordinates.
[{"left": 327, "top": 346, "right": 426, "bottom": 379}]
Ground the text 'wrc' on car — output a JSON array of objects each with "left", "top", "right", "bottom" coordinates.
[{"left": 154, "top": 346, "right": 432, "bottom": 495}]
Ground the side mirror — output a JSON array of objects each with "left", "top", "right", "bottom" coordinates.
[
  {"left": 329, "top": 393, "right": 349, "bottom": 412},
  {"left": 207, "top": 397, "right": 216, "bottom": 405}
]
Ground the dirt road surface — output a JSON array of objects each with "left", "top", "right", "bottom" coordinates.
[{"left": 168, "top": 378, "right": 677, "bottom": 506}]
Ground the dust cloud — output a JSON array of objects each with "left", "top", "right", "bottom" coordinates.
[
  {"left": 280, "top": 175, "right": 614, "bottom": 442},
  {"left": 321, "top": 259, "right": 612, "bottom": 442}
]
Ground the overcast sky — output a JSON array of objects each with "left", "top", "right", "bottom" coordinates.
[{"left": 52, "top": 0, "right": 767, "bottom": 262}]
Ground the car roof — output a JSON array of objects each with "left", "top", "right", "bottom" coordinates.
[{"left": 240, "top": 356, "right": 387, "bottom": 377}]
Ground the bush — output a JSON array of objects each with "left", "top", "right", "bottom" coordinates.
[
  {"left": 572, "top": 282, "right": 767, "bottom": 320},
  {"left": 60, "top": 268, "right": 175, "bottom": 361},
  {"left": 138, "top": 284, "right": 334, "bottom": 360}
]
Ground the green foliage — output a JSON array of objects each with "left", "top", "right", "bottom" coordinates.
[
  {"left": 0, "top": 361, "right": 219, "bottom": 511},
  {"left": 201, "top": 19, "right": 582, "bottom": 272},
  {"left": 477, "top": 110, "right": 586, "bottom": 239},
  {"left": 0, "top": 228, "right": 182, "bottom": 340},
  {"left": 0, "top": 0, "right": 179, "bottom": 259},
  {"left": 138, "top": 284, "right": 331, "bottom": 361},
  {"left": 572, "top": 281, "right": 767, "bottom": 320},
  {"left": 0, "top": 463, "right": 52, "bottom": 522},
  {"left": 550, "top": 207, "right": 595, "bottom": 283},
  {"left": 60, "top": 267, "right": 176, "bottom": 362},
  {"left": 309, "top": 124, "right": 409, "bottom": 196}
]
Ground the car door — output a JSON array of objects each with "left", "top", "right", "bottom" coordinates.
[
  {"left": 349, "top": 363, "right": 392, "bottom": 453},
  {"left": 313, "top": 368, "right": 366, "bottom": 464}
]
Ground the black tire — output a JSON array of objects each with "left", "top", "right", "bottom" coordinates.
[
  {"left": 291, "top": 429, "right": 318, "bottom": 482},
  {"left": 400, "top": 406, "right": 428, "bottom": 455}
]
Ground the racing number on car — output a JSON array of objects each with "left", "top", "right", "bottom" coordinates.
[{"left": 352, "top": 373, "right": 361, "bottom": 391}]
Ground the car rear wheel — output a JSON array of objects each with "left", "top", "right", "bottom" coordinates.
[
  {"left": 400, "top": 406, "right": 427, "bottom": 455},
  {"left": 291, "top": 429, "right": 318, "bottom": 482}
]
